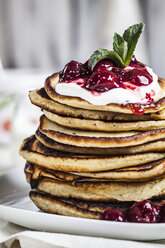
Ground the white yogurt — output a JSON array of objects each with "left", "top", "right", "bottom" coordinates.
[{"left": 55, "top": 66, "right": 160, "bottom": 105}]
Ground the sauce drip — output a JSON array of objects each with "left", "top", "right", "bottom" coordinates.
[{"left": 128, "top": 104, "right": 145, "bottom": 115}]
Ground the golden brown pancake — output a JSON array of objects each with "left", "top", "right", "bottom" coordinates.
[
  {"left": 39, "top": 115, "right": 165, "bottom": 148},
  {"left": 72, "top": 160, "right": 165, "bottom": 181},
  {"left": 30, "top": 190, "right": 101, "bottom": 219},
  {"left": 36, "top": 129, "right": 165, "bottom": 155},
  {"left": 44, "top": 109, "right": 165, "bottom": 132},
  {"left": 26, "top": 164, "right": 165, "bottom": 218},
  {"left": 29, "top": 88, "right": 165, "bottom": 121},
  {"left": 44, "top": 73, "right": 165, "bottom": 114},
  {"left": 29, "top": 190, "right": 165, "bottom": 219},
  {"left": 25, "top": 167, "right": 165, "bottom": 202},
  {"left": 20, "top": 136, "right": 165, "bottom": 172},
  {"left": 25, "top": 159, "right": 165, "bottom": 183}
]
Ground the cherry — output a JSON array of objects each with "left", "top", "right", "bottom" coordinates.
[
  {"left": 124, "top": 69, "right": 153, "bottom": 86},
  {"left": 99, "top": 200, "right": 165, "bottom": 223},
  {"left": 111, "top": 67, "right": 123, "bottom": 74},
  {"left": 93, "top": 59, "right": 115, "bottom": 72},
  {"left": 111, "top": 67, "right": 126, "bottom": 82},
  {"left": 81, "top": 60, "right": 92, "bottom": 77},
  {"left": 59, "top": 60, "right": 82, "bottom": 81},
  {"left": 101, "top": 208, "right": 126, "bottom": 222},
  {"left": 154, "top": 205, "right": 161, "bottom": 222},
  {"left": 159, "top": 203, "right": 165, "bottom": 222},
  {"left": 128, "top": 200, "right": 157, "bottom": 223},
  {"left": 129, "top": 55, "right": 145, "bottom": 69},
  {"left": 84, "top": 71, "right": 119, "bottom": 92}
]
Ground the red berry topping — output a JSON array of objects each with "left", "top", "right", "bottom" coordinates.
[
  {"left": 59, "top": 60, "right": 82, "bottom": 81},
  {"left": 112, "top": 67, "right": 127, "bottom": 82},
  {"left": 159, "top": 203, "right": 165, "bottom": 222},
  {"left": 93, "top": 59, "right": 115, "bottom": 72},
  {"left": 128, "top": 200, "right": 157, "bottom": 223},
  {"left": 101, "top": 208, "right": 126, "bottom": 222},
  {"left": 84, "top": 71, "right": 119, "bottom": 92},
  {"left": 129, "top": 55, "right": 145, "bottom": 69},
  {"left": 145, "top": 92, "right": 155, "bottom": 104},
  {"left": 128, "top": 104, "right": 145, "bottom": 115},
  {"left": 81, "top": 60, "right": 92, "bottom": 77},
  {"left": 124, "top": 69, "right": 153, "bottom": 86},
  {"left": 154, "top": 205, "right": 161, "bottom": 222}
]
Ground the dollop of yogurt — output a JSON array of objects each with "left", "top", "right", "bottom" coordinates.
[{"left": 55, "top": 59, "right": 160, "bottom": 106}]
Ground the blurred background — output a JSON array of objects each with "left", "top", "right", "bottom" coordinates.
[{"left": 0, "top": 0, "right": 165, "bottom": 173}]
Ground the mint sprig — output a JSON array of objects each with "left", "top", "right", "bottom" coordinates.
[
  {"left": 89, "top": 23, "right": 144, "bottom": 70},
  {"left": 89, "top": 49, "right": 125, "bottom": 70}
]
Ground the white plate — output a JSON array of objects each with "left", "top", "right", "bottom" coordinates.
[{"left": 0, "top": 168, "right": 165, "bottom": 241}]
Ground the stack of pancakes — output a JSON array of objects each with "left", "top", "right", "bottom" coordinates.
[{"left": 20, "top": 73, "right": 165, "bottom": 219}]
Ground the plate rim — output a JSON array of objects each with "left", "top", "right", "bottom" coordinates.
[{"left": 0, "top": 167, "right": 165, "bottom": 241}]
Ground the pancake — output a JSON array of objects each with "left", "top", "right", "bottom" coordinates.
[
  {"left": 43, "top": 109, "right": 165, "bottom": 132},
  {"left": 25, "top": 158, "right": 165, "bottom": 183},
  {"left": 26, "top": 165, "right": 165, "bottom": 217},
  {"left": 36, "top": 129, "right": 165, "bottom": 155},
  {"left": 29, "top": 190, "right": 165, "bottom": 219},
  {"left": 39, "top": 115, "right": 165, "bottom": 148},
  {"left": 29, "top": 88, "right": 165, "bottom": 121},
  {"left": 25, "top": 162, "right": 82, "bottom": 185},
  {"left": 19, "top": 136, "right": 165, "bottom": 172},
  {"left": 44, "top": 73, "right": 165, "bottom": 114},
  {"left": 25, "top": 168, "right": 165, "bottom": 202},
  {"left": 73, "top": 159, "right": 165, "bottom": 181},
  {"left": 30, "top": 190, "right": 101, "bottom": 219}
]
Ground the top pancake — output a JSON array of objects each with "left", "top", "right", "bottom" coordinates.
[
  {"left": 44, "top": 73, "right": 165, "bottom": 114},
  {"left": 29, "top": 88, "right": 165, "bottom": 121}
]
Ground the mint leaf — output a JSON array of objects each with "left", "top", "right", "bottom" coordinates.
[
  {"left": 106, "top": 51, "right": 125, "bottom": 68},
  {"left": 113, "top": 33, "right": 128, "bottom": 62},
  {"left": 89, "top": 23, "right": 144, "bottom": 70},
  {"left": 89, "top": 49, "right": 125, "bottom": 70},
  {"left": 118, "top": 41, "right": 128, "bottom": 62},
  {"left": 123, "top": 23, "right": 144, "bottom": 65},
  {"left": 89, "top": 49, "right": 109, "bottom": 70},
  {"left": 113, "top": 33, "right": 124, "bottom": 52}
]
